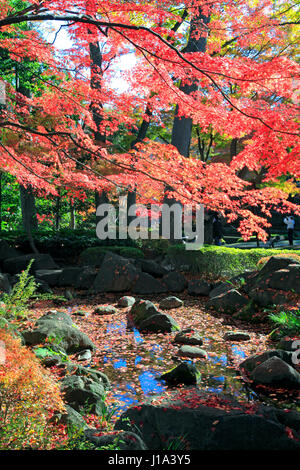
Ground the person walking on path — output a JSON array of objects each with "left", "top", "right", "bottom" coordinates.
[
  {"left": 283, "top": 215, "right": 295, "bottom": 246},
  {"left": 212, "top": 213, "right": 223, "bottom": 246}
]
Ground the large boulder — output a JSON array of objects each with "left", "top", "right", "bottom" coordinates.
[
  {"left": 209, "top": 282, "right": 232, "bottom": 299},
  {"left": 114, "top": 389, "right": 300, "bottom": 450},
  {"left": 162, "top": 271, "right": 187, "bottom": 293},
  {"left": 206, "top": 289, "right": 249, "bottom": 314},
  {"left": 0, "top": 239, "right": 21, "bottom": 262},
  {"left": 92, "top": 252, "right": 139, "bottom": 293},
  {"left": 248, "top": 287, "right": 286, "bottom": 307},
  {"left": 58, "top": 267, "right": 82, "bottom": 287},
  {"left": 132, "top": 272, "right": 168, "bottom": 295},
  {"left": 250, "top": 356, "right": 300, "bottom": 389},
  {"left": 3, "top": 254, "right": 59, "bottom": 275},
  {"left": 141, "top": 259, "right": 168, "bottom": 278},
  {"left": 35, "top": 269, "right": 63, "bottom": 286},
  {"left": 128, "top": 300, "right": 180, "bottom": 333},
  {"left": 0, "top": 273, "right": 11, "bottom": 293},
  {"left": 239, "top": 349, "right": 295, "bottom": 374},
  {"left": 243, "top": 256, "right": 300, "bottom": 293},
  {"left": 75, "top": 267, "right": 98, "bottom": 290},
  {"left": 60, "top": 375, "right": 107, "bottom": 416},
  {"left": 21, "top": 311, "right": 95, "bottom": 354},
  {"left": 188, "top": 280, "right": 211, "bottom": 296},
  {"left": 266, "top": 265, "right": 300, "bottom": 294}
]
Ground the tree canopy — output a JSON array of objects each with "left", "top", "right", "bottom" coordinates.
[{"left": 0, "top": 0, "right": 299, "bottom": 239}]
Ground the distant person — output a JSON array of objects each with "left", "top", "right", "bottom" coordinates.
[
  {"left": 283, "top": 215, "right": 295, "bottom": 246},
  {"left": 212, "top": 214, "right": 223, "bottom": 246}
]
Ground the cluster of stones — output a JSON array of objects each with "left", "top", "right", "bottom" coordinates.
[{"left": 205, "top": 256, "right": 300, "bottom": 320}]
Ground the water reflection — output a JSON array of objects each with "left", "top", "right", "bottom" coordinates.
[{"left": 102, "top": 320, "right": 297, "bottom": 416}]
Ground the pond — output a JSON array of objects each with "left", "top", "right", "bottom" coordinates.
[{"left": 86, "top": 315, "right": 300, "bottom": 420}]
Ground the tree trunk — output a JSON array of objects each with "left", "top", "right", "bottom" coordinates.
[
  {"left": 69, "top": 199, "right": 76, "bottom": 229},
  {"left": 20, "top": 184, "right": 39, "bottom": 253},
  {"left": 165, "top": 7, "right": 210, "bottom": 243}
]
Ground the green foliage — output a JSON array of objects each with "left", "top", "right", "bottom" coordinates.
[
  {"left": 137, "top": 238, "right": 171, "bottom": 256},
  {"left": 79, "top": 245, "right": 144, "bottom": 264},
  {"left": 269, "top": 309, "right": 300, "bottom": 336},
  {"left": 0, "top": 260, "right": 37, "bottom": 319},
  {"left": 0, "top": 228, "right": 141, "bottom": 258},
  {"left": 166, "top": 245, "right": 300, "bottom": 279}
]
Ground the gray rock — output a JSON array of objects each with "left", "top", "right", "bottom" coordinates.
[
  {"left": 72, "top": 310, "right": 90, "bottom": 318},
  {"left": 174, "top": 327, "right": 203, "bottom": 346},
  {"left": 160, "top": 362, "right": 201, "bottom": 385},
  {"left": 118, "top": 296, "right": 136, "bottom": 308},
  {"left": 3, "top": 254, "right": 59, "bottom": 275},
  {"left": 114, "top": 389, "right": 300, "bottom": 450},
  {"left": 129, "top": 300, "right": 180, "bottom": 333},
  {"left": 223, "top": 331, "right": 251, "bottom": 341},
  {"left": 267, "top": 265, "right": 300, "bottom": 294},
  {"left": 278, "top": 337, "right": 300, "bottom": 352},
  {"left": 93, "top": 305, "right": 118, "bottom": 315},
  {"left": 77, "top": 349, "right": 92, "bottom": 361},
  {"left": 35, "top": 269, "right": 63, "bottom": 286},
  {"left": 206, "top": 289, "right": 249, "bottom": 314},
  {"left": 84, "top": 429, "right": 147, "bottom": 450},
  {"left": 75, "top": 266, "right": 98, "bottom": 290},
  {"left": 250, "top": 356, "right": 300, "bottom": 389},
  {"left": 209, "top": 282, "right": 232, "bottom": 299},
  {"left": 159, "top": 296, "right": 183, "bottom": 310},
  {"left": 239, "top": 349, "right": 295, "bottom": 374},
  {"left": 162, "top": 271, "right": 187, "bottom": 293},
  {"left": 60, "top": 375, "right": 106, "bottom": 415},
  {"left": 188, "top": 280, "right": 211, "bottom": 296},
  {"left": 132, "top": 272, "right": 168, "bottom": 294},
  {"left": 22, "top": 311, "right": 95, "bottom": 354},
  {"left": 141, "top": 259, "right": 168, "bottom": 278},
  {"left": 93, "top": 252, "right": 139, "bottom": 292},
  {"left": 249, "top": 287, "right": 286, "bottom": 307},
  {"left": 0, "top": 273, "right": 11, "bottom": 293},
  {"left": 177, "top": 345, "right": 207, "bottom": 359},
  {"left": 59, "top": 267, "right": 82, "bottom": 287},
  {"left": 51, "top": 405, "right": 89, "bottom": 430},
  {"left": 0, "top": 239, "right": 21, "bottom": 262}
]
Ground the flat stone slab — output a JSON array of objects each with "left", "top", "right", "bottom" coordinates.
[
  {"left": 177, "top": 345, "right": 208, "bottom": 359},
  {"left": 223, "top": 331, "right": 251, "bottom": 341}
]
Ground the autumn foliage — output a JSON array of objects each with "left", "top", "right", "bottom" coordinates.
[
  {"left": 0, "top": 0, "right": 299, "bottom": 239},
  {"left": 0, "top": 326, "right": 65, "bottom": 449}
]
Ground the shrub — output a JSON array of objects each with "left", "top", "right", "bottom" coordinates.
[
  {"left": 0, "top": 228, "right": 140, "bottom": 259},
  {"left": 166, "top": 245, "right": 300, "bottom": 279},
  {"left": 0, "top": 327, "right": 65, "bottom": 449},
  {"left": 0, "top": 260, "right": 37, "bottom": 319},
  {"left": 79, "top": 245, "right": 144, "bottom": 265}
]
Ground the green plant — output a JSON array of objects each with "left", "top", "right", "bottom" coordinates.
[
  {"left": 0, "top": 260, "right": 37, "bottom": 319},
  {"left": 166, "top": 245, "right": 300, "bottom": 279},
  {"left": 269, "top": 309, "right": 300, "bottom": 336}
]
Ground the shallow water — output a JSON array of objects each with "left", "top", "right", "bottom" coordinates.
[{"left": 93, "top": 319, "right": 300, "bottom": 418}]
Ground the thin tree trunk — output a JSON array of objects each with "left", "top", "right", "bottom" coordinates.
[
  {"left": 69, "top": 199, "right": 76, "bottom": 229},
  {"left": 20, "top": 184, "right": 39, "bottom": 253}
]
